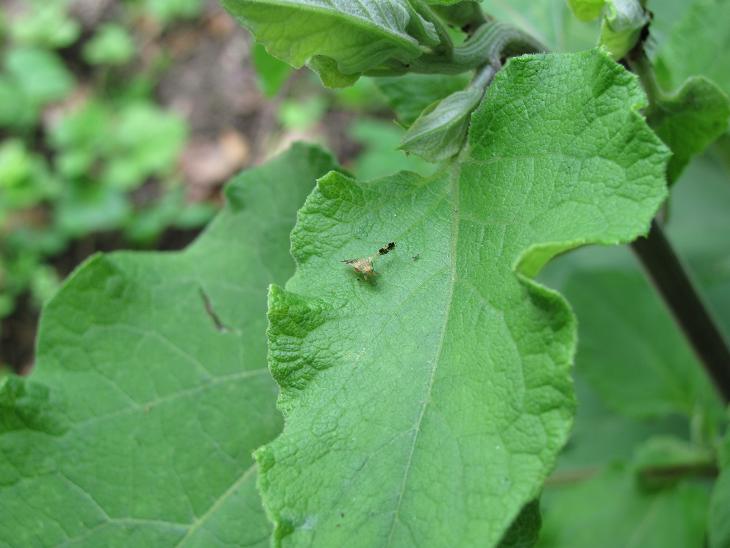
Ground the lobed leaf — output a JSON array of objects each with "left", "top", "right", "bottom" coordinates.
[
  {"left": 260, "top": 49, "right": 669, "bottom": 547},
  {"left": 0, "top": 144, "right": 337, "bottom": 547}
]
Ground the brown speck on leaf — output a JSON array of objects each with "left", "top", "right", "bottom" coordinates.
[
  {"left": 343, "top": 257, "right": 375, "bottom": 279},
  {"left": 378, "top": 241, "right": 396, "bottom": 256},
  {"left": 343, "top": 242, "right": 396, "bottom": 280}
]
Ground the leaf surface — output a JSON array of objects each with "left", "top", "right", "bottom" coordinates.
[
  {"left": 221, "top": 0, "right": 428, "bottom": 86},
  {"left": 261, "top": 50, "right": 668, "bottom": 547},
  {"left": 648, "top": 77, "right": 730, "bottom": 184},
  {"left": 374, "top": 73, "right": 471, "bottom": 127},
  {"left": 0, "top": 144, "right": 337, "bottom": 547}
]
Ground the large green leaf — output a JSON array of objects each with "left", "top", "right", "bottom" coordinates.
[
  {"left": 0, "top": 144, "right": 337, "bottom": 546},
  {"left": 221, "top": 0, "right": 430, "bottom": 87},
  {"left": 260, "top": 50, "right": 668, "bottom": 547}
]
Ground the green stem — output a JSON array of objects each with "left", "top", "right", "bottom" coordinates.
[
  {"left": 370, "top": 20, "right": 545, "bottom": 76},
  {"left": 625, "top": 41, "right": 730, "bottom": 404},
  {"left": 469, "top": 63, "right": 498, "bottom": 90},
  {"left": 626, "top": 45, "right": 667, "bottom": 107}
]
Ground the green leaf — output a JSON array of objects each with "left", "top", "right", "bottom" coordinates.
[
  {"left": 261, "top": 50, "right": 668, "bottom": 547},
  {"left": 10, "top": 1, "right": 81, "bottom": 48},
  {"left": 648, "top": 77, "right": 730, "bottom": 184},
  {"left": 0, "top": 75, "right": 37, "bottom": 129},
  {"left": 709, "top": 430, "right": 730, "bottom": 548},
  {"left": 653, "top": 0, "right": 730, "bottom": 95},
  {"left": 400, "top": 85, "right": 484, "bottom": 161},
  {"left": 539, "top": 465, "right": 712, "bottom": 548},
  {"left": 375, "top": 73, "right": 471, "bottom": 127},
  {"left": 557, "top": 252, "right": 723, "bottom": 420},
  {"left": 481, "top": 0, "right": 599, "bottom": 52},
  {"left": 221, "top": 0, "right": 427, "bottom": 87},
  {"left": 348, "top": 119, "right": 434, "bottom": 180},
  {"left": 567, "top": 0, "right": 606, "bottom": 21},
  {"left": 499, "top": 500, "right": 541, "bottom": 548},
  {"left": 4, "top": 47, "right": 74, "bottom": 106},
  {"left": 0, "top": 144, "right": 338, "bottom": 546},
  {"left": 143, "top": 0, "right": 205, "bottom": 24},
  {"left": 102, "top": 103, "right": 188, "bottom": 190},
  {"left": 83, "top": 24, "right": 136, "bottom": 66},
  {"left": 598, "top": 0, "right": 648, "bottom": 60},
  {"left": 548, "top": 373, "right": 687, "bottom": 473},
  {"left": 253, "top": 43, "right": 293, "bottom": 97},
  {"left": 431, "top": 1, "right": 487, "bottom": 27}
]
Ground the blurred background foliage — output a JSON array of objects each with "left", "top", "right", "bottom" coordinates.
[{"left": 0, "top": 0, "right": 429, "bottom": 372}]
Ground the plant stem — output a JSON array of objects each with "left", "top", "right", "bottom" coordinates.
[
  {"left": 469, "top": 63, "right": 498, "bottom": 90},
  {"left": 632, "top": 221, "right": 730, "bottom": 403},
  {"left": 625, "top": 44, "right": 667, "bottom": 107},
  {"left": 625, "top": 37, "right": 730, "bottom": 402}
]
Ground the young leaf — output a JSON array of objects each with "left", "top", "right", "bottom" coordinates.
[
  {"left": 600, "top": 0, "right": 648, "bottom": 59},
  {"left": 220, "top": 0, "right": 428, "bottom": 87},
  {"left": 400, "top": 85, "right": 484, "bottom": 161},
  {"left": 260, "top": 50, "right": 669, "bottom": 547},
  {"left": 0, "top": 144, "right": 337, "bottom": 546},
  {"left": 375, "top": 73, "right": 471, "bottom": 127},
  {"left": 647, "top": 77, "right": 730, "bottom": 184}
]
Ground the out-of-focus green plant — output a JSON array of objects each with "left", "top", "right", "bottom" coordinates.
[
  {"left": 0, "top": 0, "right": 216, "bottom": 340},
  {"left": 83, "top": 24, "right": 136, "bottom": 66}
]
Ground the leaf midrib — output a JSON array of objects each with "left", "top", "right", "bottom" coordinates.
[{"left": 385, "top": 167, "right": 461, "bottom": 545}]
